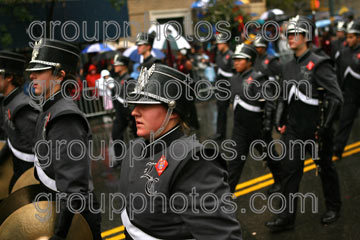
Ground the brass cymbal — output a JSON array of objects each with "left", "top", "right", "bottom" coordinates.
[
  {"left": 0, "top": 141, "right": 13, "bottom": 200},
  {"left": 0, "top": 184, "right": 44, "bottom": 225},
  {"left": 0, "top": 201, "right": 93, "bottom": 240},
  {"left": 11, "top": 167, "right": 39, "bottom": 193}
]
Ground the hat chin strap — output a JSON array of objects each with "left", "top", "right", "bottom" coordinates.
[{"left": 149, "top": 101, "right": 176, "bottom": 142}]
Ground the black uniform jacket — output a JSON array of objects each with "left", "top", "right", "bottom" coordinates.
[
  {"left": 33, "top": 91, "right": 94, "bottom": 194},
  {"left": 119, "top": 125, "right": 242, "bottom": 240},
  {"left": 336, "top": 44, "right": 360, "bottom": 90},
  {"left": 216, "top": 49, "right": 234, "bottom": 80},
  {"left": 0, "top": 88, "right": 39, "bottom": 165},
  {"left": 140, "top": 55, "right": 162, "bottom": 69},
  {"left": 281, "top": 50, "right": 343, "bottom": 136},
  {"left": 254, "top": 53, "right": 281, "bottom": 80},
  {"left": 230, "top": 68, "right": 269, "bottom": 127}
]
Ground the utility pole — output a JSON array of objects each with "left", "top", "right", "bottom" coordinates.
[{"left": 328, "top": 0, "right": 335, "bottom": 17}]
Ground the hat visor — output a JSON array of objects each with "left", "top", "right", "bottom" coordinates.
[
  {"left": 347, "top": 30, "right": 360, "bottom": 34},
  {"left": 286, "top": 27, "right": 308, "bottom": 34},
  {"left": 25, "top": 62, "right": 53, "bottom": 72},
  {"left": 136, "top": 41, "right": 149, "bottom": 46},
  {"left": 126, "top": 92, "right": 162, "bottom": 104},
  {"left": 254, "top": 44, "right": 267, "bottom": 48},
  {"left": 233, "top": 53, "right": 251, "bottom": 59}
]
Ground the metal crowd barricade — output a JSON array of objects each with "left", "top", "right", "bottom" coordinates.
[{"left": 76, "top": 87, "right": 114, "bottom": 118}]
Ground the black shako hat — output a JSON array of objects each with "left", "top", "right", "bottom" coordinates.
[
  {"left": 136, "top": 32, "right": 155, "bottom": 46},
  {"left": 127, "top": 64, "right": 197, "bottom": 128},
  {"left": 336, "top": 21, "right": 347, "bottom": 32},
  {"left": 26, "top": 38, "right": 80, "bottom": 74},
  {"left": 215, "top": 33, "right": 229, "bottom": 44},
  {"left": 0, "top": 51, "right": 26, "bottom": 75},
  {"left": 233, "top": 43, "right": 257, "bottom": 62},
  {"left": 347, "top": 20, "right": 360, "bottom": 34},
  {"left": 286, "top": 15, "right": 315, "bottom": 42},
  {"left": 253, "top": 36, "right": 269, "bottom": 48},
  {"left": 113, "top": 54, "right": 130, "bottom": 66}
]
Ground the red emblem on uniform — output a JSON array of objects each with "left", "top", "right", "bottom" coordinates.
[
  {"left": 325, "top": 40, "right": 330, "bottom": 45},
  {"left": 226, "top": 54, "right": 230, "bottom": 60},
  {"left": 357, "top": 53, "right": 360, "bottom": 59},
  {"left": 306, "top": 61, "right": 315, "bottom": 71},
  {"left": 343, "top": 41, "right": 347, "bottom": 46},
  {"left": 7, "top": 109, "right": 11, "bottom": 120},
  {"left": 155, "top": 155, "right": 168, "bottom": 176},
  {"left": 264, "top": 59, "right": 269, "bottom": 65},
  {"left": 246, "top": 76, "right": 253, "bottom": 84},
  {"left": 45, "top": 113, "right": 51, "bottom": 128}
]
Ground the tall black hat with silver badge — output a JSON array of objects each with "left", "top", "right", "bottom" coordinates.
[
  {"left": 25, "top": 38, "right": 80, "bottom": 74},
  {"left": 286, "top": 15, "right": 315, "bottom": 42},
  {"left": 233, "top": 43, "right": 257, "bottom": 62},
  {"left": 215, "top": 33, "right": 229, "bottom": 44},
  {"left": 127, "top": 64, "right": 197, "bottom": 134},
  {"left": 253, "top": 36, "right": 269, "bottom": 48},
  {"left": 336, "top": 21, "right": 347, "bottom": 32},
  {"left": 136, "top": 32, "right": 155, "bottom": 46},
  {"left": 0, "top": 51, "right": 26, "bottom": 75},
  {"left": 113, "top": 53, "right": 130, "bottom": 66},
  {"left": 347, "top": 20, "right": 360, "bottom": 34}
]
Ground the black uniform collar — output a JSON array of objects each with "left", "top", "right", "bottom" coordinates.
[
  {"left": 119, "top": 72, "right": 129, "bottom": 79},
  {"left": 294, "top": 49, "right": 311, "bottom": 63},
  {"left": 143, "top": 125, "right": 183, "bottom": 157},
  {"left": 221, "top": 48, "right": 231, "bottom": 56},
  {"left": 42, "top": 91, "right": 63, "bottom": 112},
  {"left": 143, "top": 54, "right": 154, "bottom": 63},
  {"left": 3, "top": 87, "right": 20, "bottom": 105},
  {"left": 351, "top": 44, "right": 360, "bottom": 51},
  {"left": 258, "top": 52, "right": 267, "bottom": 60},
  {"left": 239, "top": 67, "right": 253, "bottom": 79}
]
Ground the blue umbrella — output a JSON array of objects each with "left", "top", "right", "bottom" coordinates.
[
  {"left": 81, "top": 43, "right": 116, "bottom": 54},
  {"left": 191, "top": 0, "right": 204, "bottom": 8},
  {"left": 192, "top": 0, "right": 245, "bottom": 8},
  {"left": 123, "top": 46, "right": 165, "bottom": 63},
  {"left": 316, "top": 19, "right": 331, "bottom": 28}
]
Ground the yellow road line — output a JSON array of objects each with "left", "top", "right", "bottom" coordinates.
[
  {"left": 344, "top": 141, "right": 360, "bottom": 151},
  {"left": 101, "top": 226, "right": 125, "bottom": 238},
  {"left": 102, "top": 142, "right": 360, "bottom": 239},
  {"left": 235, "top": 141, "right": 360, "bottom": 191},
  {"left": 235, "top": 179, "right": 275, "bottom": 196},
  {"left": 234, "top": 146, "right": 360, "bottom": 197},
  {"left": 342, "top": 146, "right": 360, "bottom": 157},
  {"left": 106, "top": 233, "right": 126, "bottom": 240}
]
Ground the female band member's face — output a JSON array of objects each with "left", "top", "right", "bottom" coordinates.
[
  {"left": 29, "top": 69, "right": 62, "bottom": 99},
  {"left": 131, "top": 104, "right": 168, "bottom": 139}
]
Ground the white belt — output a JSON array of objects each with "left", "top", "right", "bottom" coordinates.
[
  {"left": 7, "top": 139, "right": 35, "bottom": 162},
  {"left": 288, "top": 85, "right": 319, "bottom": 106},
  {"left": 121, "top": 209, "right": 195, "bottom": 240},
  {"left": 34, "top": 155, "right": 58, "bottom": 192},
  {"left": 344, "top": 66, "right": 360, "bottom": 80},
  {"left": 121, "top": 209, "right": 161, "bottom": 240},
  {"left": 233, "top": 95, "right": 262, "bottom": 112},
  {"left": 218, "top": 68, "right": 233, "bottom": 78}
]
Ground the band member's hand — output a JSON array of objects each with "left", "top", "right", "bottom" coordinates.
[{"left": 277, "top": 125, "right": 286, "bottom": 134}]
